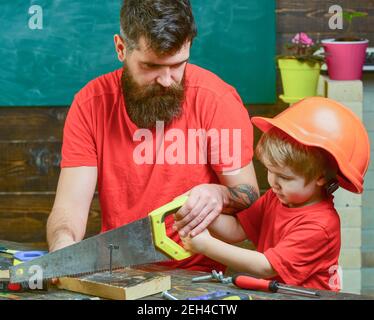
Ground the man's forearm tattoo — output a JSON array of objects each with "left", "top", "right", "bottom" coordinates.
[{"left": 223, "top": 184, "right": 259, "bottom": 214}]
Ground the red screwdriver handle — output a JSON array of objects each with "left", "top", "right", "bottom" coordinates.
[{"left": 232, "top": 274, "right": 271, "bottom": 292}]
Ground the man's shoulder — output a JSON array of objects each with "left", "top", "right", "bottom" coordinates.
[
  {"left": 185, "top": 64, "right": 236, "bottom": 98},
  {"left": 74, "top": 68, "right": 122, "bottom": 105}
]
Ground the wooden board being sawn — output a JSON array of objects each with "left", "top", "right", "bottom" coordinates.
[
  {"left": 58, "top": 264, "right": 373, "bottom": 301},
  {"left": 57, "top": 268, "right": 171, "bottom": 300}
]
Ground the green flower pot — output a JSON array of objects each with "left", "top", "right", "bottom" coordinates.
[{"left": 278, "top": 59, "right": 321, "bottom": 104}]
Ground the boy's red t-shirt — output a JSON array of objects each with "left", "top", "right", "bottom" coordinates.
[
  {"left": 238, "top": 189, "right": 341, "bottom": 291},
  {"left": 61, "top": 64, "right": 254, "bottom": 272}
]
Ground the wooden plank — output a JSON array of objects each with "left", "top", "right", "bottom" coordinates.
[
  {"left": 276, "top": 0, "right": 374, "bottom": 52},
  {"left": 0, "top": 108, "right": 67, "bottom": 141},
  {"left": 0, "top": 240, "right": 45, "bottom": 251},
  {"left": 277, "top": 4, "right": 374, "bottom": 34},
  {"left": 247, "top": 100, "right": 288, "bottom": 116},
  {"left": 0, "top": 103, "right": 287, "bottom": 193},
  {"left": 0, "top": 141, "right": 61, "bottom": 192},
  {"left": 57, "top": 268, "right": 171, "bottom": 300},
  {"left": 253, "top": 159, "right": 269, "bottom": 194},
  {"left": 0, "top": 194, "right": 101, "bottom": 243}
]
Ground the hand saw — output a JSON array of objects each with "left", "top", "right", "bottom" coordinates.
[{"left": 10, "top": 195, "right": 191, "bottom": 284}]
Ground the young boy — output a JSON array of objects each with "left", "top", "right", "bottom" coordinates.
[{"left": 179, "top": 97, "right": 370, "bottom": 291}]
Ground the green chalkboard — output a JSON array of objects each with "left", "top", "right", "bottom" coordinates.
[
  {"left": 0, "top": 0, "right": 275, "bottom": 106},
  {"left": 190, "top": 0, "right": 276, "bottom": 104}
]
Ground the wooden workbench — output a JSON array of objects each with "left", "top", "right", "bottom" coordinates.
[{"left": 0, "top": 241, "right": 372, "bottom": 300}]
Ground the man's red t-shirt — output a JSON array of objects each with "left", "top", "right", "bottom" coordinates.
[
  {"left": 238, "top": 190, "right": 341, "bottom": 291},
  {"left": 61, "top": 64, "right": 254, "bottom": 272}
]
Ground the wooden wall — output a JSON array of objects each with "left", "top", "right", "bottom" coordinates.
[
  {"left": 277, "top": 0, "right": 374, "bottom": 52},
  {"left": 0, "top": 109, "right": 102, "bottom": 248},
  {"left": 1, "top": 0, "right": 373, "bottom": 248}
]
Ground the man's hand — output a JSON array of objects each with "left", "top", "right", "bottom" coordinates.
[
  {"left": 173, "top": 184, "right": 227, "bottom": 238},
  {"left": 180, "top": 229, "right": 212, "bottom": 254},
  {"left": 48, "top": 233, "right": 76, "bottom": 252},
  {"left": 173, "top": 163, "right": 259, "bottom": 238}
]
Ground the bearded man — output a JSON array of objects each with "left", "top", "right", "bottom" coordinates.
[{"left": 47, "top": 0, "right": 259, "bottom": 272}]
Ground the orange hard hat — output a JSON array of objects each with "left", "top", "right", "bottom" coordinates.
[{"left": 252, "top": 97, "right": 370, "bottom": 193}]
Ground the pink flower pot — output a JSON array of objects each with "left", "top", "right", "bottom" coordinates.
[{"left": 322, "top": 39, "right": 368, "bottom": 80}]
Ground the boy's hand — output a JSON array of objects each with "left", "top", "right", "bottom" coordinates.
[{"left": 180, "top": 229, "right": 212, "bottom": 254}]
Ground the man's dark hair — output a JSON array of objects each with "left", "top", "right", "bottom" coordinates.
[{"left": 120, "top": 0, "right": 197, "bottom": 55}]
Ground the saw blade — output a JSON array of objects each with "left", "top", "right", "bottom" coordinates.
[{"left": 10, "top": 217, "right": 170, "bottom": 283}]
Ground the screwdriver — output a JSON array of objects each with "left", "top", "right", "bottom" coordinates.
[{"left": 230, "top": 274, "right": 320, "bottom": 297}]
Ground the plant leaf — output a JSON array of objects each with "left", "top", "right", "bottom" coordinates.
[
  {"left": 343, "top": 10, "right": 368, "bottom": 22},
  {"left": 343, "top": 12, "right": 353, "bottom": 23},
  {"left": 351, "top": 11, "right": 368, "bottom": 18}
]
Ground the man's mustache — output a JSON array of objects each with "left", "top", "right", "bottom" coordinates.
[{"left": 138, "top": 83, "right": 183, "bottom": 98}]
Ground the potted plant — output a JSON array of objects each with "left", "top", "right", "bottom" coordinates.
[
  {"left": 322, "top": 10, "right": 369, "bottom": 80},
  {"left": 277, "top": 33, "right": 324, "bottom": 104}
]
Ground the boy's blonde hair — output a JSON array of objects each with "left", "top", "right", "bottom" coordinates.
[{"left": 256, "top": 128, "right": 338, "bottom": 185}]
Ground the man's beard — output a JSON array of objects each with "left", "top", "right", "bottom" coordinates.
[{"left": 121, "top": 66, "right": 185, "bottom": 129}]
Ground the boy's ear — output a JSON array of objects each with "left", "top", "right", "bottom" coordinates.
[
  {"left": 317, "top": 175, "right": 339, "bottom": 194},
  {"left": 316, "top": 175, "right": 327, "bottom": 187}
]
